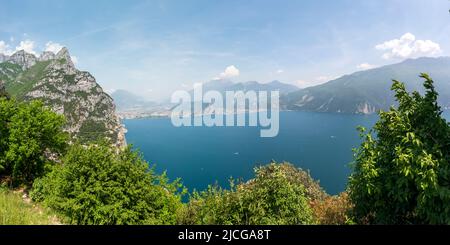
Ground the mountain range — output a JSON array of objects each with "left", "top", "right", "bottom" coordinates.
[
  {"left": 0, "top": 48, "right": 125, "bottom": 146},
  {"left": 281, "top": 57, "right": 450, "bottom": 114},
  {"left": 193, "top": 79, "right": 299, "bottom": 96},
  {"left": 114, "top": 57, "right": 450, "bottom": 119}
]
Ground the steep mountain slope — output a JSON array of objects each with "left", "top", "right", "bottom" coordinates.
[
  {"left": 282, "top": 57, "right": 450, "bottom": 114},
  {"left": 0, "top": 48, "right": 125, "bottom": 146}
]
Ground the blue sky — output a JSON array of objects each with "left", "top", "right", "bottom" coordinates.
[{"left": 1, "top": 0, "right": 449, "bottom": 100}]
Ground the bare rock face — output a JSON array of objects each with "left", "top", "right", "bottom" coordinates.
[
  {"left": 47, "top": 47, "right": 77, "bottom": 75},
  {"left": 7, "top": 50, "right": 37, "bottom": 69},
  {"left": 39, "top": 51, "right": 56, "bottom": 61},
  {"left": 1, "top": 48, "right": 125, "bottom": 147}
]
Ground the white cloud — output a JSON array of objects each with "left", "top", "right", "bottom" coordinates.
[
  {"left": 0, "top": 40, "right": 14, "bottom": 55},
  {"left": 218, "top": 65, "right": 240, "bottom": 79},
  {"left": 15, "top": 40, "right": 37, "bottom": 55},
  {"left": 70, "top": 56, "right": 78, "bottom": 65},
  {"left": 375, "top": 33, "right": 441, "bottom": 60},
  {"left": 45, "top": 41, "right": 64, "bottom": 54},
  {"left": 356, "top": 63, "right": 376, "bottom": 70},
  {"left": 276, "top": 69, "right": 284, "bottom": 74}
]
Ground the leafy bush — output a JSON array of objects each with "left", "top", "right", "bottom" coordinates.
[
  {"left": 0, "top": 98, "right": 66, "bottom": 186},
  {"left": 310, "top": 192, "right": 354, "bottom": 225},
  {"left": 349, "top": 74, "right": 450, "bottom": 224},
  {"left": 257, "top": 162, "right": 328, "bottom": 201},
  {"left": 31, "top": 142, "right": 185, "bottom": 225},
  {"left": 180, "top": 162, "right": 315, "bottom": 225}
]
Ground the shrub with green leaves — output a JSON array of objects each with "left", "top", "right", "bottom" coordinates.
[
  {"left": 349, "top": 74, "right": 450, "bottom": 224},
  {"left": 180, "top": 162, "right": 315, "bottom": 225},
  {"left": 0, "top": 98, "right": 66, "bottom": 186},
  {"left": 31, "top": 142, "right": 185, "bottom": 225}
]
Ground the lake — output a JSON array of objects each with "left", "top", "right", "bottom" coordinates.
[{"left": 124, "top": 111, "right": 450, "bottom": 195}]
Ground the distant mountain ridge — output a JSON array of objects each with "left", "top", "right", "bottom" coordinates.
[
  {"left": 282, "top": 57, "right": 450, "bottom": 114},
  {"left": 111, "top": 89, "right": 156, "bottom": 112},
  {"left": 0, "top": 48, "right": 125, "bottom": 146},
  {"left": 196, "top": 79, "right": 299, "bottom": 96}
]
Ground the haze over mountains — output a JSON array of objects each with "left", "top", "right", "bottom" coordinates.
[
  {"left": 5, "top": 48, "right": 447, "bottom": 124},
  {"left": 281, "top": 57, "right": 450, "bottom": 114},
  {"left": 112, "top": 80, "right": 299, "bottom": 118},
  {"left": 194, "top": 79, "right": 299, "bottom": 96},
  {"left": 114, "top": 56, "right": 450, "bottom": 118}
]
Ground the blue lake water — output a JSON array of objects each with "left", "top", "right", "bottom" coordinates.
[{"left": 124, "top": 111, "right": 450, "bottom": 195}]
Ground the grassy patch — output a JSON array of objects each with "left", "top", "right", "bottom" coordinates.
[{"left": 0, "top": 188, "right": 61, "bottom": 225}]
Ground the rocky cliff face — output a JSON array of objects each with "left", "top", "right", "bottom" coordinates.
[
  {"left": 39, "top": 51, "right": 56, "bottom": 62},
  {"left": 0, "top": 48, "right": 125, "bottom": 147},
  {"left": 7, "top": 50, "right": 38, "bottom": 69}
]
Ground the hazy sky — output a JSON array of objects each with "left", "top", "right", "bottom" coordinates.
[{"left": 0, "top": 0, "right": 449, "bottom": 100}]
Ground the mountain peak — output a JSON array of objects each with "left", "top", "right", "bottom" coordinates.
[
  {"left": 44, "top": 47, "right": 76, "bottom": 74},
  {"left": 56, "top": 47, "right": 74, "bottom": 64},
  {"left": 8, "top": 50, "right": 37, "bottom": 69}
]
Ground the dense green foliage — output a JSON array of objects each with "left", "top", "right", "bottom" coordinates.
[
  {"left": 31, "top": 142, "right": 185, "bottom": 225},
  {"left": 179, "top": 163, "right": 316, "bottom": 225},
  {"left": 349, "top": 74, "right": 450, "bottom": 224},
  {"left": 0, "top": 98, "right": 67, "bottom": 186},
  {"left": 2, "top": 69, "right": 449, "bottom": 225}
]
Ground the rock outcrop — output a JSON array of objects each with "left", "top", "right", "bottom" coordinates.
[
  {"left": 7, "top": 50, "right": 37, "bottom": 69},
  {"left": 0, "top": 48, "right": 125, "bottom": 147},
  {"left": 38, "top": 51, "right": 56, "bottom": 62}
]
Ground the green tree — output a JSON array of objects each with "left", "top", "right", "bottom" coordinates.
[
  {"left": 0, "top": 99, "right": 66, "bottom": 185},
  {"left": 0, "top": 98, "right": 14, "bottom": 175},
  {"left": 349, "top": 74, "right": 450, "bottom": 224},
  {"left": 180, "top": 162, "right": 315, "bottom": 225},
  {"left": 31, "top": 142, "right": 185, "bottom": 225}
]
